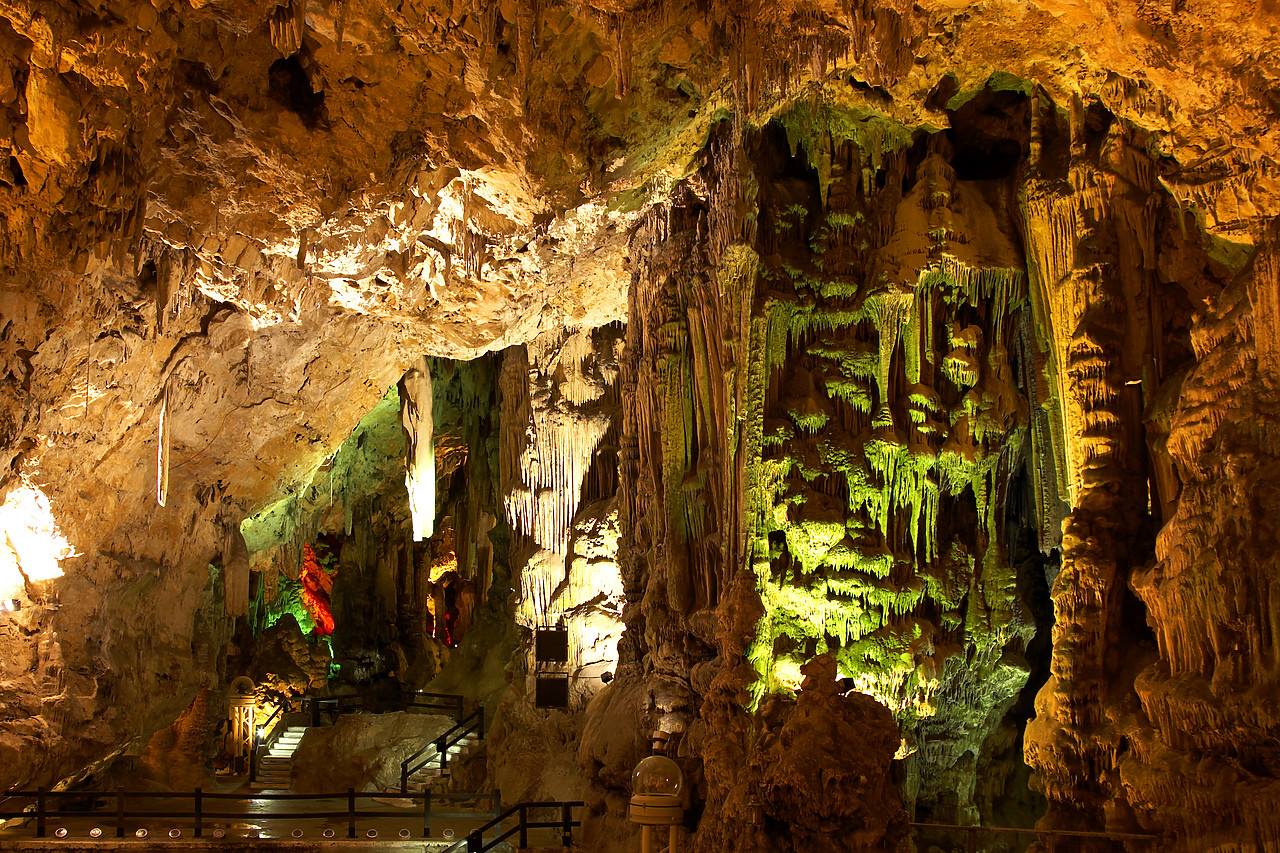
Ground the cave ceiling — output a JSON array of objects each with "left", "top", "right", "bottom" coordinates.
[{"left": 2, "top": 0, "right": 1276, "bottom": 507}]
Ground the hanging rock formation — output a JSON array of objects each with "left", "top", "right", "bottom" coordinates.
[{"left": 401, "top": 355, "right": 436, "bottom": 542}]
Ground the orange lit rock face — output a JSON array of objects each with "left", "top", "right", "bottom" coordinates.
[{"left": 0, "top": 0, "right": 1279, "bottom": 850}]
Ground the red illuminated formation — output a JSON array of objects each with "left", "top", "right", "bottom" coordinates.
[{"left": 300, "top": 544, "right": 335, "bottom": 636}]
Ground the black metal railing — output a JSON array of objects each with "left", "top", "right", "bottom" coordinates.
[
  {"left": 0, "top": 788, "right": 500, "bottom": 839},
  {"left": 909, "top": 821, "right": 1162, "bottom": 852},
  {"left": 250, "top": 689, "right": 469, "bottom": 783},
  {"left": 444, "top": 800, "right": 584, "bottom": 852},
  {"left": 400, "top": 707, "right": 486, "bottom": 793},
  {"left": 248, "top": 703, "right": 287, "bottom": 784}
]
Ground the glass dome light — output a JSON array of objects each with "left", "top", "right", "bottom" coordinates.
[{"left": 632, "top": 753, "right": 684, "bottom": 797}]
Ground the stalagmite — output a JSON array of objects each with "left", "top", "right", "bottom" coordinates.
[{"left": 401, "top": 356, "right": 435, "bottom": 541}]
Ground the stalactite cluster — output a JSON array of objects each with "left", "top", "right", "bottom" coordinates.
[
  {"left": 3, "top": 0, "right": 1280, "bottom": 848},
  {"left": 500, "top": 327, "right": 623, "bottom": 558},
  {"left": 604, "top": 70, "right": 1274, "bottom": 850}
]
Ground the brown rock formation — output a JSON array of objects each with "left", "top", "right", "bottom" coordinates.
[{"left": 1, "top": 0, "right": 1279, "bottom": 850}]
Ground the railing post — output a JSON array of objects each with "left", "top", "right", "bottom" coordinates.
[
  {"left": 347, "top": 787, "right": 356, "bottom": 839},
  {"left": 312, "top": 698, "right": 321, "bottom": 728},
  {"left": 115, "top": 787, "right": 125, "bottom": 837},
  {"left": 561, "top": 802, "right": 572, "bottom": 847},
  {"left": 36, "top": 787, "right": 46, "bottom": 838},
  {"left": 401, "top": 761, "right": 409, "bottom": 794},
  {"left": 967, "top": 827, "right": 977, "bottom": 853},
  {"left": 422, "top": 792, "right": 431, "bottom": 838},
  {"left": 438, "top": 738, "right": 448, "bottom": 776},
  {"left": 467, "top": 829, "right": 482, "bottom": 852},
  {"left": 492, "top": 789, "right": 501, "bottom": 818},
  {"left": 478, "top": 706, "right": 485, "bottom": 739},
  {"left": 456, "top": 695, "right": 465, "bottom": 721},
  {"left": 194, "top": 788, "right": 203, "bottom": 838},
  {"left": 519, "top": 803, "right": 528, "bottom": 849},
  {"left": 250, "top": 728, "right": 259, "bottom": 782}
]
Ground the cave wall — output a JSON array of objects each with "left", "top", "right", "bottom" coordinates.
[
  {"left": 1, "top": 0, "right": 1279, "bottom": 847},
  {"left": 488, "top": 324, "right": 627, "bottom": 802},
  {"left": 1123, "top": 222, "right": 1280, "bottom": 849},
  {"left": 594, "top": 78, "right": 1276, "bottom": 852},
  {"left": 233, "top": 352, "right": 507, "bottom": 695}
]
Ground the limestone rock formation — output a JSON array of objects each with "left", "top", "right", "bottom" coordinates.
[
  {"left": 1, "top": 0, "right": 1279, "bottom": 850},
  {"left": 697, "top": 655, "right": 908, "bottom": 853},
  {"left": 289, "top": 711, "right": 454, "bottom": 793}
]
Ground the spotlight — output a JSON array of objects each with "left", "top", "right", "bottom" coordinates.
[
  {"left": 442, "top": 828, "right": 455, "bottom": 840},
  {"left": 54, "top": 828, "right": 67, "bottom": 838},
  {"left": 322, "top": 829, "right": 335, "bottom": 839},
  {"left": 211, "top": 828, "right": 225, "bottom": 839},
  {"left": 292, "top": 829, "right": 304, "bottom": 838},
  {"left": 0, "top": 599, "right": 20, "bottom": 612},
  {"left": 89, "top": 828, "right": 102, "bottom": 838},
  {"left": 135, "top": 829, "right": 148, "bottom": 839},
  {"left": 169, "top": 829, "right": 181, "bottom": 838},
  {"left": 366, "top": 829, "right": 377, "bottom": 838},
  {"left": 398, "top": 829, "right": 411, "bottom": 839}
]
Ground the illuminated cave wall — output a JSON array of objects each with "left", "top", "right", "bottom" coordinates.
[
  {"left": 234, "top": 355, "right": 505, "bottom": 693},
  {"left": 598, "top": 75, "right": 1249, "bottom": 850},
  {"left": 501, "top": 324, "right": 626, "bottom": 704}
]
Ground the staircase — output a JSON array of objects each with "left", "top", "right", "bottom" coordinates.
[
  {"left": 401, "top": 733, "right": 481, "bottom": 792},
  {"left": 250, "top": 726, "right": 307, "bottom": 791}
]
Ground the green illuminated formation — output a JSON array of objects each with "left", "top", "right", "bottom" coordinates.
[
  {"left": 241, "top": 386, "right": 408, "bottom": 681},
  {"left": 729, "top": 98, "right": 1043, "bottom": 823},
  {"left": 239, "top": 357, "right": 504, "bottom": 689},
  {"left": 624, "top": 87, "right": 1059, "bottom": 831}
]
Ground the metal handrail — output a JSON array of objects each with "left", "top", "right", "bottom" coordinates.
[
  {"left": 400, "top": 707, "right": 485, "bottom": 793},
  {"left": 248, "top": 705, "right": 288, "bottom": 784},
  {"left": 247, "top": 690, "right": 469, "bottom": 784},
  {"left": 0, "top": 787, "right": 500, "bottom": 839},
  {"left": 291, "top": 689, "right": 467, "bottom": 727},
  {"left": 910, "top": 821, "right": 1158, "bottom": 839},
  {"left": 909, "top": 821, "right": 1163, "bottom": 850},
  {"left": 442, "top": 800, "right": 584, "bottom": 852}
]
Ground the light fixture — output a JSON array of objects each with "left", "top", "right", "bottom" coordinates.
[
  {"left": 89, "top": 828, "right": 102, "bottom": 838},
  {"left": 169, "top": 829, "right": 181, "bottom": 838},
  {"left": 367, "top": 829, "right": 378, "bottom": 838},
  {"left": 629, "top": 731, "right": 684, "bottom": 853},
  {"left": 135, "top": 828, "right": 148, "bottom": 839},
  {"left": 292, "top": 829, "right": 304, "bottom": 838},
  {"left": 442, "top": 828, "right": 455, "bottom": 840},
  {"left": 0, "top": 599, "right": 20, "bottom": 612},
  {"left": 54, "top": 828, "right": 67, "bottom": 838},
  {"left": 399, "top": 829, "right": 411, "bottom": 839},
  {"left": 323, "top": 829, "right": 335, "bottom": 838}
]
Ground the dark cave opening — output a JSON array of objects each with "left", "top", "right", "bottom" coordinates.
[
  {"left": 946, "top": 87, "right": 1031, "bottom": 181},
  {"left": 268, "top": 53, "right": 327, "bottom": 128}
]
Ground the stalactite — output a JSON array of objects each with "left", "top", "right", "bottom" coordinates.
[
  {"left": 400, "top": 356, "right": 435, "bottom": 541},
  {"left": 156, "top": 379, "right": 170, "bottom": 507},
  {"left": 268, "top": 0, "right": 307, "bottom": 56},
  {"left": 500, "top": 331, "right": 618, "bottom": 554}
]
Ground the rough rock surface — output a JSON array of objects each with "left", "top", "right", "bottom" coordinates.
[
  {"left": 698, "top": 656, "right": 907, "bottom": 853},
  {"left": 289, "top": 711, "right": 453, "bottom": 793},
  {"left": 1, "top": 0, "right": 1279, "bottom": 850}
]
